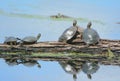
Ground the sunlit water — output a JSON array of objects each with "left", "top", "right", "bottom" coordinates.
[{"left": 0, "top": 0, "right": 120, "bottom": 81}]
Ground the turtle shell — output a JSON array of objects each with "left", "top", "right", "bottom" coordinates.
[
  {"left": 22, "top": 36, "right": 37, "bottom": 44},
  {"left": 59, "top": 26, "right": 77, "bottom": 42},
  {"left": 5, "top": 59, "right": 18, "bottom": 66},
  {"left": 82, "top": 28, "right": 100, "bottom": 45},
  {"left": 82, "top": 62, "right": 99, "bottom": 74},
  {"left": 4, "top": 37, "right": 18, "bottom": 45},
  {"left": 22, "top": 60, "right": 38, "bottom": 67}
]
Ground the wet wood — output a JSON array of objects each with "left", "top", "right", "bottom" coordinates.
[
  {"left": 0, "top": 39, "right": 120, "bottom": 55},
  {"left": 0, "top": 53, "right": 120, "bottom": 66}
]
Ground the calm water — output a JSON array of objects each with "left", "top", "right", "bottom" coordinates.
[
  {"left": 0, "top": 0, "right": 120, "bottom": 81},
  {"left": 0, "top": 58, "right": 120, "bottom": 81}
]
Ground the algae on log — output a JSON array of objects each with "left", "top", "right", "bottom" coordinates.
[
  {"left": 0, "top": 52, "right": 120, "bottom": 66},
  {"left": 0, "top": 39, "right": 120, "bottom": 56}
]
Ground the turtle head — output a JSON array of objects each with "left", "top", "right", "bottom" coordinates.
[
  {"left": 57, "top": 13, "right": 61, "bottom": 18},
  {"left": 87, "top": 22, "right": 92, "bottom": 28},
  {"left": 37, "top": 33, "right": 41, "bottom": 40},
  {"left": 87, "top": 74, "right": 92, "bottom": 79},
  {"left": 73, "top": 20, "right": 77, "bottom": 26},
  {"left": 58, "top": 13, "right": 61, "bottom": 16},
  {"left": 73, "top": 74, "right": 77, "bottom": 81}
]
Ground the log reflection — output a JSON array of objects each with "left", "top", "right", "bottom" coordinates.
[
  {"left": 4, "top": 55, "right": 41, "bottom": 68},
  {"left": 59, "top": 60, "right": 100, "bottom": 80}
]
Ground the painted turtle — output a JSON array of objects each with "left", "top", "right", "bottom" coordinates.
[
  {"left": 4, "top": 37, "right": 19, "bottom": 45},
  {"left": 22, "top": 59, "right": 41, "bottom": 68},
  {"left": 4, "top": 58, "right": 19, "bottom": 66},
  {"left": 18, "top": 33, "right": 41, "bottom": 45},
  {"left": 58, "top": 20, "right": 79, "bottom": 43},
  {"left": 82, "top": 61, "right": 99, "bottom": 79},
  {"left": 59, "top": 60, "right": 82, "bottom": 81},
  {"left": 82, "top": 22, "right": 100, "bottom": 46}
]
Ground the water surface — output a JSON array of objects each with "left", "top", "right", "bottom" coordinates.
[{"left": 0, "top": 58, "right": 120, "bottom": 81}]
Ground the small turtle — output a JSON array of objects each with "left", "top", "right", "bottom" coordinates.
[
  {"left": 58, "top": 20, "right": 79, "bottom": 43},
  {"left": 5, "top": 58, "right": 19, "bottom": 66},
  {"left": 50, "top": 13, "right": 71, "bottom": 18},
  {"left": 22, "top": 59, "right": 41, "bottom": 68},
  {"left": 82, "top": 61, "right": 99, "bottom": 79},
  {"left": 4, "top": 37, "right": 19, "bottom": 45},
  {"left": 18, "top": 33, "right": 41, "bottom": 45},
  {"left": 82, "top": 22, "right": 100, "bottom": 46}
]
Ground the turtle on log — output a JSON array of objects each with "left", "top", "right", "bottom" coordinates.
[
  {"left": 17, "top": 33, "right": 41, "bottom": 45},
  {"left": 58, "top": 20, "right": 83, "bottom": 44},
  {"left": 82, "top": 22, "right": 100, "bottom": 46},
  {"left": 4, "top": 37, "right": 19, "bottom": 45}
]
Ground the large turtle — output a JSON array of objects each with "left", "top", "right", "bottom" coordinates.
[
  {"left": 82, "top": 22, "right": 100, "bottom": 46},
  {"left": 4, "top": 37, "right": 19, "bottom": 45},
  {"left": 58, "top": 20, "right": 79, "bottom": 43},
  {"left": 59, "top": 60, "right": 82, "bottom": 81},
  {"left": 18, "top": 33, "right": 41, "bottom": 45},
  {"left": 82, "top": 61, "right": 100, "bottom": 79}
]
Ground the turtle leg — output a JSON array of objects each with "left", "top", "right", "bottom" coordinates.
[
  {"left": 97, "top": 41, "right": 102, "bottom": 46},
  {"left": 85, "top": 43, "right": 89, "bottom": 47},
  {"left": 15, "top": 42, "right": 17, "bottom": 45},
  {"left": 10, "top": 42, "right": 13, "bottom": 47},
  {"left": 19, "top": 41, "right": 23, "bottom": 47},
  {"left": 93, "top": 43, "right": 96, "bottom": 46},
  {"left": 14, "top": 42, "right": 16, "bottom": 45}
]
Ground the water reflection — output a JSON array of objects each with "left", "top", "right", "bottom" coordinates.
[
  {"left": 59, "top": 60, "right": 100, "bottom": 81},
  {"left": 4, "top": 56, "right": 41, "bottom": 68},
  {"left": 82, "top": 61, "right": 99, "bottom": 79},
  {"left": 59, "top": 60, "right": 82, "bottom": 81},
  {"left": 0, "top": 55, "right": 120, "bottom": 81}
]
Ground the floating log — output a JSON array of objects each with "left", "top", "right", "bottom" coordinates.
[
  {"left": 50, "top": 13, "right": 72, "bottom": 18},
  {"left": 0, "top": 39, "right": 120, "bottom": 55}
]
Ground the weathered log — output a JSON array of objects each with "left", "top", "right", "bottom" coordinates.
[{"left": 0, "top": 39, "right": 120, "bottom": 55}]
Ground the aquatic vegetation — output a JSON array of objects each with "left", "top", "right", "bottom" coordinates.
[
  {"left": 107, "top": 48, "right": 115, "bottom": 60},
  {"left": 0, "top": 9, "right": 104, "bottom": 24},
  {"left": 0, "top": 51, "right": 104, "bottom": 58}
]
